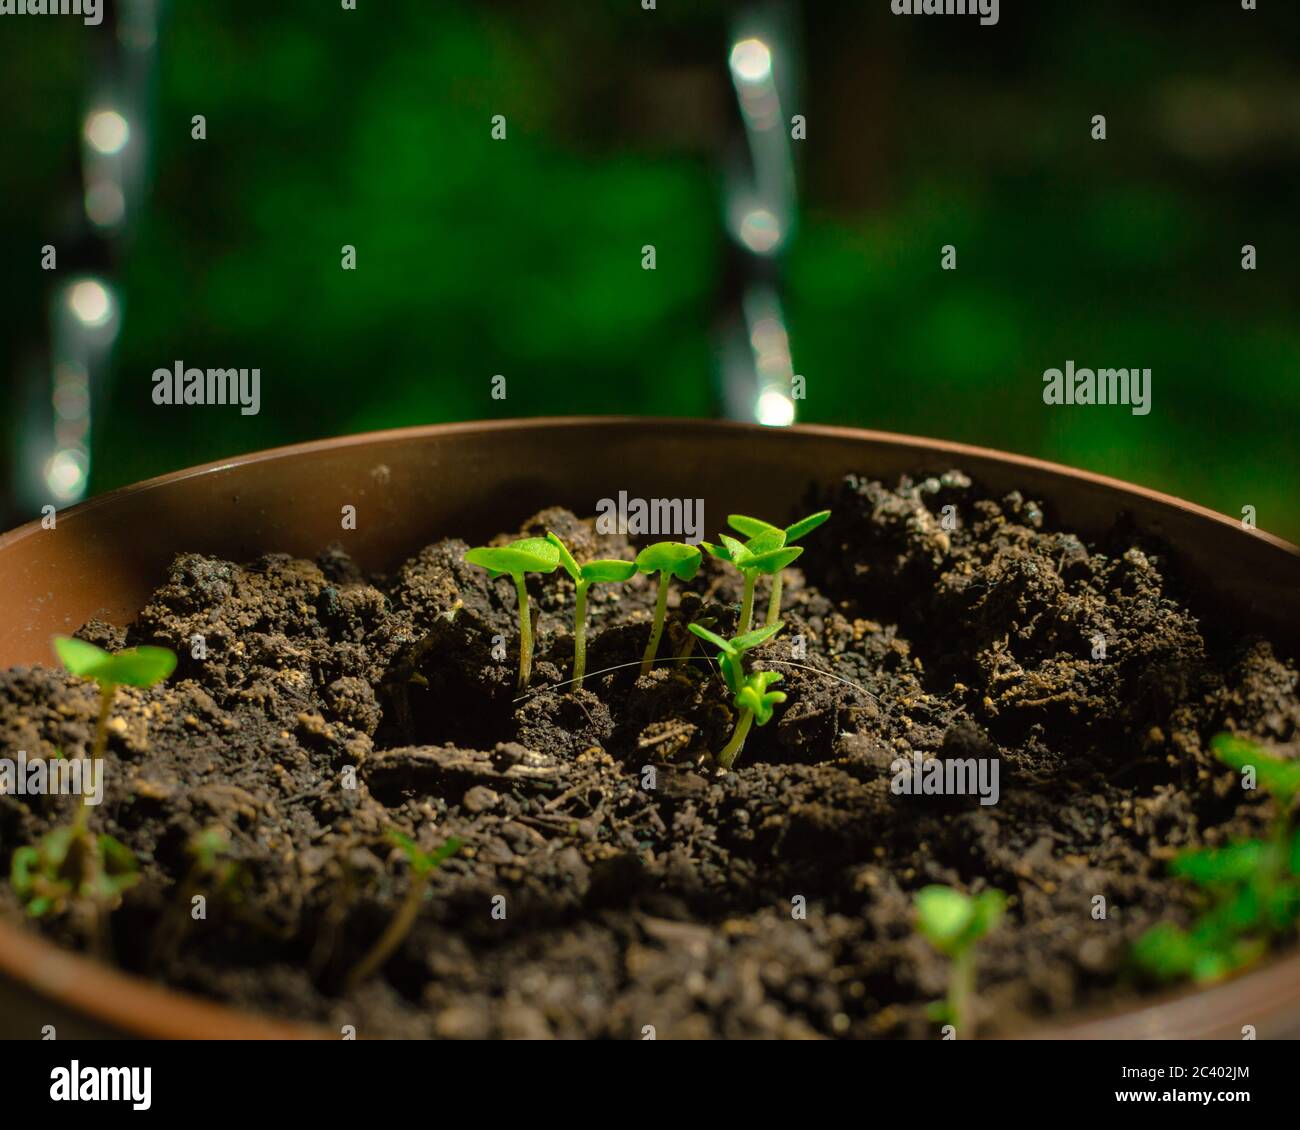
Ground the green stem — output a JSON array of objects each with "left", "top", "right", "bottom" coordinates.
[
  {"left": 950, "top": 949, "right": 974, "bottom": 1038},
  {"left": 78, "top": 684, "right": 115, "bottom": 833},
  {"left": 573, "top": 582, "right": 589, "bottom": 690},
  {"left": 739, "top": 571, "right": 757, "bottom": 633},
  {"left": 346, "top": 873, "right": 429, "bottom": 991},
  {"left": 515, "top": 574, "right": 533, "bottom": 689},
  {"left": 765, "top": 570, "right": 784, "bottom": 628},
  {"left": 716, "top": 708, "right": 754, "bottom": 770},
  {"left": 640, "top": 572, "right": 671, "bottom": 676}
]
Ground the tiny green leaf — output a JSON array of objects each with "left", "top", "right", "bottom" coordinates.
[
  {"left": 56, "top": 637, "right": 178, "bottom": 690},
  {"left": 968, "top": 890, "right": 1007, "bottom": 938},
  {"left": 688, "top": 622, "right": 734, "bottom": 654},
  {"left": 727, "top": 514, "right": 780, "bottom": 539},
  {"left": 747, "top": 545, "right": 803, "bottom": 576},
  {"left": 53, "top": 636, "right": 113, "bottom": 679},
  {"left": 915, "top": 886, "right": 974, "bottom": 950},
  {"left": 103, "top": 646, "right": 177, "bottom": 688},
  {"left": 635, "top": 542, "right": 702, "bottom": 581},
  {"left": 99, "top": 834, "right": 139, "bottom": 873},
  {"left": 9, "top": 846, "right": 38, "bottom": 897},
  {"left": 387, "top": 827, "right": 421, "bottom": 861},
  {"left": 545, "top": 531, "right": 581, "bottom": 582},
  {"left": 729, "top": 622, "right": 783, "bottom": 653},
  {"left": 422, "top": 835, "right": 463, "bottom": 874},
  {"left": 707, "top": 531, "right": 794, "bottom": 574},
  {"left": 742, "top": 529, "right": 786, "bottom": 557},
  {"left": 783, "top": 510, "right": 832, "bottom": 544},
  {"left": 717, "top": 534, "right": 749, "bottom": 562},
  {"left": 581, "top": 559, "right": 638, "bottom": 585},
  {"left": 915, "top": 885, "right": 1005, "bottom": 956},
  {"left": 386, "top": 827, "right": 461, "bottom": 877},
  {"left": 1132, "top": 922, "right": 1199, "bottom": 981},
  {"left": 1172, "top": 841, "right": 1270, "bottom": 886},
  {"left": 465, "top": 538, "right": 561, "bottom": 578},
  {"left": 735, "top": 671, "right": 786, "bottom": 725},
  {"left": 89, "top": 835, "right": 141, "bottom": 901},
  {"left": 190, "top": 827, "right": 230, "bottom": 872}
]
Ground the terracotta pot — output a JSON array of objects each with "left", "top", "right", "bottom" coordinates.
[{"left": 1, "top": 417, "right": 1297, "bottom": 1039}]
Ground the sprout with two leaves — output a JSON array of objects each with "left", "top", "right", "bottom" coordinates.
[
  {"left": 464, "top": 537, "right": 561, "bottom": 689},
  {"left": 726, "top": 509, "right": 831, "bottom": 627},
  {"left": 347, "top": 828, "right": 461, "bottom": 990},
  {"left": 914, "top": 885, "right": 1006, "bottom": 1038},
  {"left": 12, "top": 638, "right": 174, "bottom": 949},
  {"left": 702, "top": 532, "right": 803, "bottom": 635},
  {"left": 53, "top": 636, "right": 177, "bottom": 830},
  {"left": 687, "top": 621, "right": 786, "bottom": 770},
  {"left": 635, "top": 542, "right": 703, "bottom": 677},
  {"left": 546, "top": 531, "right": 637, "bottom": 690}
]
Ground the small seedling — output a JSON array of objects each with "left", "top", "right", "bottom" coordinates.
[
  {"left": 10, "top": 824, "right": 140, "bottom": 920},
  {"left": 1134, "top": 733, "right": 1300, "bottom": 984},
  {"left": 347, "top": 828, "right": 461, "bottom": 990},
  {"left": 702, "top": 532, "right": 803, "bottom": 634},
  {"left": 464, "top": 537, "right": 561, "bottom": 688},
  {"left": 687, "top": 621, "right": 785, "bottom": 769},
  {"left": 727, "top": 510, "right": 831, "bottom": 626},
  {"left": 151, "top": 826, "right": 252, "bottom": 962},
  {"left": 546, "top": 531, "right": 637, "bottom": 690},
  {"left": 635, "top": 542, "right": 703, "bottom": 676},
  {"left": 53, "top": 636, "right": 176, "bottom": 829},
  {"left": 914, "top": 884, "right": 1005, "bottom": 1038}
]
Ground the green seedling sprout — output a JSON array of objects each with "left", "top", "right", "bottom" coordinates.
[
  {"left": 914, "top": 885, "right": 1006, "bottom": 1038},
  {"left": 464, "top": 537, "right": 561, "bottom": 689},
  {"left": 53, "top": 636, "right": 176, "bottom": 831},
  {"left": 10, "top": 825, "right": 140, "bottom": 920},
  {"left": 1134, "top": 733, "right": 1300, "bottom": 984},
  {"left": 702, "top": 531, "right": 803, "bottom": 634},
  {"left": 546, "top": 531, "right": 637, "bottom": 690},
  {"left": 727, "top": 510, "right": 831, "bottom": 627},
  {"left": 347, "top": 829, "right": 461, "bottom": 990},
  {"left": 687, "top": 621, "right": 785, "bottom": 769},
  {"left": 635, "top": 541, "right": 703, "bottom": 676}
]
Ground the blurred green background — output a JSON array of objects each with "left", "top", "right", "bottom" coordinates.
[{"left": 2, "top": 1, "right": 1297, "bottom": 539}]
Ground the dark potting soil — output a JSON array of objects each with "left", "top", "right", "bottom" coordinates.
[{"left": 2, "top": 470, "right": 1298, "bottom": 1039}]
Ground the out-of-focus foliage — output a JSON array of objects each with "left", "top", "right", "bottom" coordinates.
[{"left": 1, "top": 2, "right": 1296, "bottom": 540}]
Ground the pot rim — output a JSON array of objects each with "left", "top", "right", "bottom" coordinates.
[
  {"left": 2, "top": 416, "right": 1298, "bottom": 557},
  {"left": 1, "top": 416, "right": 1297, "bottom": 1040}
]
